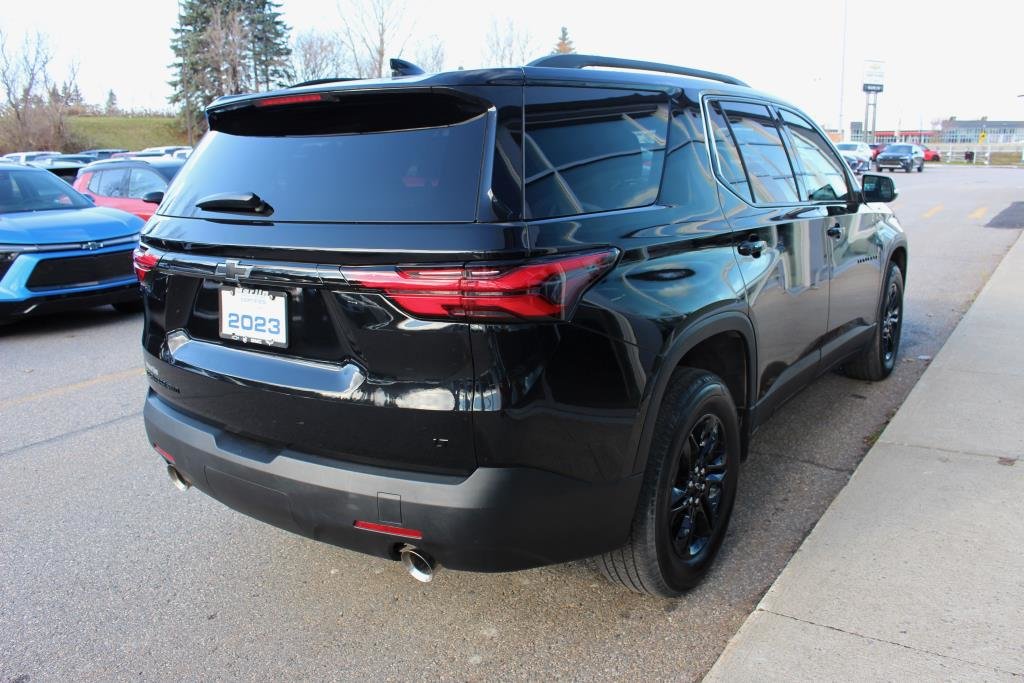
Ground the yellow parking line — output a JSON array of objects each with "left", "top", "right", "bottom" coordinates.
[
  {"left": 0, "top": 367, "right": 144, "bottom": 410},
  {"left": 922, "top": 205, "right": 944, "bottom": 219},
  {"left": 968, "top": 206, "right": 988, "bottom": 221}
]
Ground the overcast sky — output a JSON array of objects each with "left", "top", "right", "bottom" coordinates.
[{"left": 4, "top": 0, "right": 1021, "bottom": 131}]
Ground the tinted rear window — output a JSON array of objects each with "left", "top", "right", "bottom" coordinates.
[{"left": 160, "top": 95, "right": 488, "bottom": 223}]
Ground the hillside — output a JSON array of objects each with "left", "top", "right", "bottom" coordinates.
[{"left": 68, "top": 115, "right": 188, "bottom": 151}]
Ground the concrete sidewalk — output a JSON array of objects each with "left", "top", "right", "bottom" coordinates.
[{"left": 706, "top": 233, "right": 1024, "bottom": 681}]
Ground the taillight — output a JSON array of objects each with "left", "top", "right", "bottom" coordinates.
[
  {"left": 340, "top": 248, "right": 619, "bottom": 322},
  {"left": 132, "top": 245, "right": 159, "bottom": 282}
]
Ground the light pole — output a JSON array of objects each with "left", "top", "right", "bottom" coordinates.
[{"left": 838, "top": 0, "right": 849, "bottom": 138}]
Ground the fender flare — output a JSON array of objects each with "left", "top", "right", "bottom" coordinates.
[{"left": 630, "top": 310, "right": 757, "bottom": 474}]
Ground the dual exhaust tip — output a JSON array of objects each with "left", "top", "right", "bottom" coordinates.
[{"left": 165, "top": 464, "right": 437, "bottom": 582}]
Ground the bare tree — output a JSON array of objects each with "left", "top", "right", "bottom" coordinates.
[
  {"left": 292, "top": 29, "right": 349, "bottom": 82},
  {"left": 203, "top": 9, "right": 251, "bottom": 95},
  {"left": 337, "top": 0, "right": 412, "bottom": 79},
  {"left": 413, "top": 35, "right": 445, "bottom": 73},
  {"left": 0, "top": 30, "right": 52, "bottom": 150},
  {"left": 483, "top": 19, "right": 535, "bottom": 67}
]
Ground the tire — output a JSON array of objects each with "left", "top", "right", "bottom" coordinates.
[
  {"left": 112, "top": 299, "right": 143, "bottom": 314},
  {"left": 844, "top": 262, "right": 904, "bottom": 381},
  {"left": 598, "top": 368, "right": 740, "bottom": 597},
  {"left": 917, "top": 162, "right": 924, "bottom": 172}
]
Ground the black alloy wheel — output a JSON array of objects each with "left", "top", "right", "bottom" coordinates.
[
  {"left": 598, "top": 368, "right": 740, "bottom": 597},
  {"left": 667, "top": 414, "right": 729, "bottom": 562}
]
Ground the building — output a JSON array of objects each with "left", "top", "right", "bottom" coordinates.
[{"left": 937, "top": 118, "right": 1024, "bottom": 144}]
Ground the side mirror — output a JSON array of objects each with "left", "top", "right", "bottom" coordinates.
[
  {"left": 861, "top": 173, "right": 898, "bottom": 203},
  {"left": 141, "top": 191, "right": 164, "bottom": 205}
]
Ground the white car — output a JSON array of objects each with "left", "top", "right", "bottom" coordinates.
[
  {"left": 836, "top": 141, "right": 873, "bottom": 158},
  {"left": 3, "top": 151, "right": 61, "bottom": 164}
]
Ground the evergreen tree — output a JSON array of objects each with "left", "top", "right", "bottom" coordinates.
[
  {"left": 104, "top": 89, "right": 118, "bottom": 115},
  {"left": 243, "top": 0, "right": 293, "bottom": 91},
  {"left": 168, "top": 0, "right": 293, "bottom": 134},
  {"left": 552, "top": 26, "right": 575, "bottom": 54}
]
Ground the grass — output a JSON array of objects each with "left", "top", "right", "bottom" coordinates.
[{"left": 67, "top": 115, "right": 187, "bottom": 151}]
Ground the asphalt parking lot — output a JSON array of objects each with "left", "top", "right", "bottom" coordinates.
[{"left": 1, "top": 165, "right": 1021, "bottom": 682}]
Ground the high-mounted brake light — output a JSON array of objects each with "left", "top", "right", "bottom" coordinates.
[
  {"left": 254, "top": 93, "right": 324, "bottom": 108},
  {"left": 132, "top": 245, "right": 159, "bottom": 282},
  {"left": 341, "top": 248, "right": 619, "bottom": 322}
]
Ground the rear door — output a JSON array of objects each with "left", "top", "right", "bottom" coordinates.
[
  {"left": 706, "top": 99, "right": 831, "bottom": 419},
  {"left": 141, "top": 86, "right": 525, "bottom": 475},
  {"left": 778, "top": 108, "right": 883, "bottom": 364}
]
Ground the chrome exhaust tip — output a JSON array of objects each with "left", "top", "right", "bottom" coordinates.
[
  {"left": 167, "top": 465, "right": 191, "bottom": 492},
  {"left": 399, "top": 544, "right": 436, "bottom": 583}
]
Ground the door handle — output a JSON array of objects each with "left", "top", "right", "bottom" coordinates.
[
  {"left": 826, "top": 224, "right": 843, "bottom": 239},
  {"left": 737, "top": 238, "right": 768, "bottom": 258}
]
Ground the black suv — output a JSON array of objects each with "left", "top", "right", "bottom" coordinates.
[{"left": 137, "top": 55, "right": 906, "bottom": 597}]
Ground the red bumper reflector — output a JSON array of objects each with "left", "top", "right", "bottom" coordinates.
[
  {"left": 153, "top": 444, "right": 175, "bottom": 463},
  {"left": 354, "top": 520, "right": 423, "bottom": 539}
]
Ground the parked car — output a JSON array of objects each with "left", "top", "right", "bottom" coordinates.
[
  {"left": 840, "top": 152, "right": 871, "bottom": 175},
  {"left": 0, "top": 162, "right": 144, "bottom": 321},
  {"left": 74, "top": 158, "right": 185, "bottom": 221},
  {"left": 876, "top": 144, "right": 925, "bottom": 172},
  {"left": 139, "top": 146, "right": 191, "bottom": 158},
  {"left": 922, "top": 146, "right": 941, "bottom": 162},
  {"left": 3, "top": 151, "right": 60, "bottom": 164},
  {"left": 28, "top": 158, "right": 87, "bottom": 183},
  {"left": 836, "top": 141, "right": 873, "bottom": 159},
  {"left": 869, "top": 143, "right": 887, "bottom": 160},
  {"left": 79, "top": 149, "right": 129, "bottom": 160},
  {"left": 137, "top": 54, "right": 907, "bottom": 597}
]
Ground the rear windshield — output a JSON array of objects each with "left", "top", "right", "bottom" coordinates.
[{"left": 160, "top": 97, "right": 488, "bottom": 223}]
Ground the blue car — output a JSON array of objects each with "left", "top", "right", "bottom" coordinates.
[{"left": 0, "top": 162, "right": 144, "bottom": 321}]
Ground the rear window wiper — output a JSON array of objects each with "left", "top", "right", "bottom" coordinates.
[{"left": 195, "top": 192, "right": 273, "bottom": 216}]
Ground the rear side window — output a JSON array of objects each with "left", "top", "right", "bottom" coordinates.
[
  {"left": 90, "top": 169, "right": 128, "bottom": 197},
  {"left": 161, "top": 92, "right": 490, "bottom": 223},
  {"left": 523, "top": 88, "right": 668, "bottom": 219},
  {"left": 706, "top": 102, "right": 751, "bottom": 201},
  {"left": 127, "top": 168, "right": 167, "bottom": 198},
  {"left": 715, "top": 101, "right": 798, "bottom": 204},
  {"left": 780, "top": 109, "right": 850, "bottom": 202}
]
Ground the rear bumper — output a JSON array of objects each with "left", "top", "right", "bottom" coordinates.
[{"left": 143, "top": 392, "right": 643, "bottom": 572}]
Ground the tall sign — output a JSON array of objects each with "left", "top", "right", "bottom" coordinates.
[
  {"left": 862, "top": 60, "right": 885, "bottom": 141},
  {"left": 863, "top": 60, "right": 885, "bottom": 93}
]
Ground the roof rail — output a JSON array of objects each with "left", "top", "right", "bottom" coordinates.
[{"left": 526, "top": 54, "right": 749, "bottom": 88}]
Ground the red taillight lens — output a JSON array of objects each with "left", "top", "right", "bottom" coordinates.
[
  {"left": 341, "top": 248, "right": 619, "bottom": 322},
  {"left": 132, "top": 245, "right": 159, "bottom": 282},
  {"left": 254, "top": 93, "right": 324, "bottom": 107}
]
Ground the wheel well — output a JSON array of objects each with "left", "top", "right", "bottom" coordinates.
[
  {"left": 890, "top": 246, "right": 907, "bottom": 282},
  {"left": 676, "top": 331, "right": 748, "bottom": 414}
]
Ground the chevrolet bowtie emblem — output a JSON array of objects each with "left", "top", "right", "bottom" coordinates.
[
  {"left": 217, "top": 259, "right": 254, "bottom": 281},
  {"left": 82, "top": 241, "right": 102, "bottom": 251}
]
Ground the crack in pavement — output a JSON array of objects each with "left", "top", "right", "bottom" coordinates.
[
  {"left": 757, "top": 609, "right": 1023, "bottom": 678},
  {"left": 0, "top": 411, "right": 143, "bottom": 459}
]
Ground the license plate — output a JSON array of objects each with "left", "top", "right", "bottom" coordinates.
[{"left": 219, "top": 286, "right": 288, "bottom": 348}]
